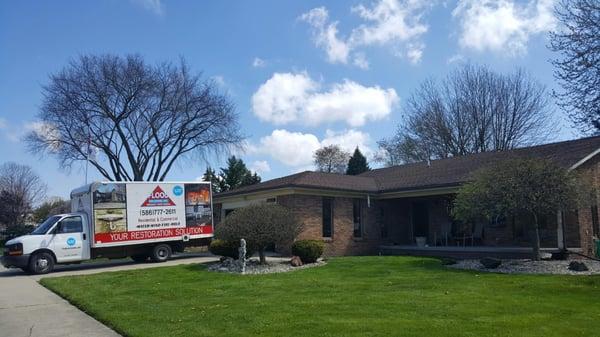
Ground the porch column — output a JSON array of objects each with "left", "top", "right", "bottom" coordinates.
[{"left": 556, "top": 210, "right": 565, "bottom": 250}]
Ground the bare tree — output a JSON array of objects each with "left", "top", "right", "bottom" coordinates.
[
  {"left": 0, "top": 162, "right": 47, "bottom": 227},
  {"left": 27, "top": 54, "right": 243, "bottom": 181},
  {"left": 377, "top": 64, "right": 553, "bottom": 165},
  {"left": 549, "top": 0, "right": 600, "bottom": 133},
  {"left": 313, "top": 145, "right": 350, "bottom": 173}
]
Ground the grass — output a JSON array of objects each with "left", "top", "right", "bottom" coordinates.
[{"left": 41, "top": 256, "right": 600, "bottom": 337}]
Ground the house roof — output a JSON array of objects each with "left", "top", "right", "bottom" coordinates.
[
  {"left": 215, "top": 136, "right": 600, "bottom": 199},
  {"left": 215, "top": 170, "right": 379, "bottom": 198}
]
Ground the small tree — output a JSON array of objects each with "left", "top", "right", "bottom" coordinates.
[
  {"left": 215, "top": 204, "right": 302, "bottom": 264},
  {"left": 346, "top": 147, "right": 370, "bottom": 175},
  {"left": 32, "top": 197, "right": 70, "bottom": 224},
  {"left": 0, "top": 162, "right": 47, "bottom": 227},
  {"left": 314, "top": 145, "right": 350, "bottom": 173},
  {"left": 549, "top": 0, "right": 600, "bottom": 133},
  {"left": 452, "top": 159, "right": 584, "bottom": 260}
]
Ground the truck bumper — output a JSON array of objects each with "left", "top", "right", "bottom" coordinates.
[{"left": 1, "top": 254, "right": 30, "bottom": 269}]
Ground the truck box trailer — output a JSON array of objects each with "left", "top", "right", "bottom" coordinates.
[{"left": 1, "top": 181, "right": 213, "bottom": 274}]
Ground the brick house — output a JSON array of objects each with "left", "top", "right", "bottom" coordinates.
[{"left": 213, "top": 136, "right": 600, "bottom": 258}]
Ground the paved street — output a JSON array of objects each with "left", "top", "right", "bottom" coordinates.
[{"left": 0, "top": 253, "right": 218, "bottom": 337}]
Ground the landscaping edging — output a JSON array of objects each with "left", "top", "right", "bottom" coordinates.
[
  {"left": 207, "top": 257, "right": 326, "bottom": 274},
  {"left": 447, "top": 259, "right": 600, "bottom": 275}
]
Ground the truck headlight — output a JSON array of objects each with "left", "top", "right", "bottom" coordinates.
[{"left": 6, "top": 243, "right": 23, "bottom": 256}]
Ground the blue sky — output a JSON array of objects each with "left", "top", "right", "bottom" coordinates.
[{"left": 0, "top": 0, "right": 582, "bottom": 198}]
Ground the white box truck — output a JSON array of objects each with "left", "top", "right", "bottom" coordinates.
[{"left": 1, "top": 181, "right": 213, "bottom": 274}]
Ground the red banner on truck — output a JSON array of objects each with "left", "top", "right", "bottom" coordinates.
[{"left": 94, "top": 225, "right": 213, "bottom": 243}]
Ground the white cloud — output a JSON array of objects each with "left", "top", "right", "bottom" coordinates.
[
  {"left": 252, "top": 129, "right": 373, "bottom": 168},
  {"left": 252, "top": 58, "right": 265, "bottom": 68},
  {"left": 406, "top": 43, "right": 424, "bottom": 64},
  {"left": 447, "top": 53, "right": 466, "bottom": 64},
  {"left": 300, "top": 7, "right": 351, "bottom": 64},
  {"left": 452, "top": 0, "right": 556, "bottom": 56},
  {"left": 252, "top": 72, "right": 318, "bottom": 125},
  {"left": 212, "top": 75, "right": 226, "bottom": 88},
  {"left": 258, "top": 129, "right": 321, "bottom": 167},
  {"left": 0, "top": 117, "right": 6, "bottom": 129},
  {"left": 352, "top": 53, "right": 370, "bottom": 69},
  {"left": 131, "top": 0, "right": 164, "bottom": 16},
  {"left": 250, "top": 160, "right": 271, "bottom": 175},
  {"left": 25, "top": 121, "right": 61, "bottom": 151},
  {"left": 349, "top": 0, "right": 429, "bottom": 46},
  {"left": 252, "top": 57, "right": 266, "bottom": 68},
  {"left": 300, "top": 1, "right": 430, "bottom": 67},
  {"left": 252, "top": 72, "right": 398, "bottom": 127},
  {"left": 321, "top": 129, "right": 373, "bottom": 157}
]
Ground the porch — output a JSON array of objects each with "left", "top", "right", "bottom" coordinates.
[
  {"left": 379, "top": 245, "right": 572, "bottom": 259},
  {"left": 376, "top": 194, "right": 582, "bottom": 258}
]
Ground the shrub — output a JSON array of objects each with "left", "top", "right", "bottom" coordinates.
[
  {"left": 291, "top": 240, "right": 324, "bottom": 263},
  {"left": 209, "top": 239, "right": 254, "bottom": 259},
  {"left": 215, "top": 204, "right": 302, "bottom": 264},
  {"left": 1, "top": 224, "right": 35, "bottom": 244}
]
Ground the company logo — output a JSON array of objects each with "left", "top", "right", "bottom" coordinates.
[
  {"left": 141, "top": 186, "right": 176, "bottom": 207},
  {"left": 173, "top": 185, "right": 183, "bottom": 196},
  {"left": 67, "top": 237, "right": 76, "bottom": 246}
]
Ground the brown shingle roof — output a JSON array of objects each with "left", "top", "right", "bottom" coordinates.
[
  {"left": 215, "top": 170, "right": 379, "bottom": 197},
  {"left": 215, "top": 136, "right": 600, "bottom": 198},
  {"left": 360, "top": 135, "right": 600, "bottom": 193}
]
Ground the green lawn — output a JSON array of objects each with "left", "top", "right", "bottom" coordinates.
[{"left": 41, "top": 256, "right": 600, "bottom": 337}]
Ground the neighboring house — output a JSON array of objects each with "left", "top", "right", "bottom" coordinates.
[{"left": 213, "top": 136, "right": 600, "bottom": 258}]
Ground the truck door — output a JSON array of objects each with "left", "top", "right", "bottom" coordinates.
[{"left": 52, "top": 215, "right": 90, "bottom": 263}]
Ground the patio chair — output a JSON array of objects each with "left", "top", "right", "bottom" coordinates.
[
  {"left": 434, "top": 221, "right": 452, "bottom": 246},
  {"left": 454, "top": 222, "right": 484, "bottom": 246}
]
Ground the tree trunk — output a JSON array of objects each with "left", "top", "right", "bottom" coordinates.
[
  {"left": 259, "top": 248, "right": 266, "bottom": 264},
  {"left": 532, "top": 213, "right": 541, "bottom": 261}
]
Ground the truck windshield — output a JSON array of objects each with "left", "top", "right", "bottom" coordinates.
[{"left": 31, "top": 215, "right": 62, "bottom": 235}]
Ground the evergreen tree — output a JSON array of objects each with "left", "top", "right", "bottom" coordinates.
[
  {"left": 346, "top": 147, "right": 370, "bottom": 175},
  {"left": 202, "top": 167, "right": 224, "bottom": 193},
  {"left": 218, "top": 156, "right": 261, "bottom": 192}
]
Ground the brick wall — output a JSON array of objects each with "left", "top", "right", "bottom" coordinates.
[
  {"left": 575, "top": 160, "right": 599, "bottom": 256},
  {"left": 278, "top": 194, "right": 381, "bottom": 256}
]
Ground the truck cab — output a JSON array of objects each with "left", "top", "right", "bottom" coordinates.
[{"left": 1, "top": 212, "right": 91, "bottom": 274}]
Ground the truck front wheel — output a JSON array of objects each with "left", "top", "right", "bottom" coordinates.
[
  {"left": 151, "top": 244, "right": 172, "bottom": 263},
  {"left": 28, "top": 252, "right": 55, "bottom": 274}
]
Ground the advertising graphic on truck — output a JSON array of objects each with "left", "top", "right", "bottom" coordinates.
[{"left": 85, "top": 182, "right": 213, "bottom": 246}]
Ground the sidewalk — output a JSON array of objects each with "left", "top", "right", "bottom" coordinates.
[{"left": 0, "top": 253, "right": 218, "bottom": 337}]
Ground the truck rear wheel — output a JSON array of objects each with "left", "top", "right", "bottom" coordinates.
[
  {"left": 28, "top": 252, "right": 55, "bottom": 274},
  {"left": 151, "top": 244, "right": 172, "bottom": 262}
]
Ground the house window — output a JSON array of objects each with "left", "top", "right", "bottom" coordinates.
[
  {"left": 380, "top": 208, "right": 387, "bottom": 238},
  {"left": 322, "top": 197, "right": 333, "bottom": 238},
  {"left": 353, "top": 199, "right": 363, "bottom": 238},
  {"left": 592, "top": 205, "right": 599, "bottom": 237}
]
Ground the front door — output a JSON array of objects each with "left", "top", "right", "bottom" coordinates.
[
  {"left": 412, "top": 202, "right": 429, "bottom": 241},
  {"left": 52, "top": 215, "right": 89, "bottom": 263}
]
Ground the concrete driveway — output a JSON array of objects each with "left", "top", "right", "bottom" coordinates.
[{"left": 0, "top": 253, "right": 218, "bottom": 337}]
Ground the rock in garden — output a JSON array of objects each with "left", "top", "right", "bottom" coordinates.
[
  {"left": 440, "top": 258, "right": 457, "bottom": 265},
  {"left": 480, "top": 257, "right": 502, "bottom": 269},
  {"left": 568, "top": 261, "right": 589, "bottom": 272},
  {"left": 290, "top": 256, "right": 303, "bottom": 267},
  {"left": 551, "top": 251, "right": 568, "bottom": 260}
]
